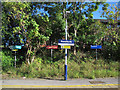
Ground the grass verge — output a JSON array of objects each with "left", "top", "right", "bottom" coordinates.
[{"left": 2, "top": 58, "right": 119, "bottom": 79}]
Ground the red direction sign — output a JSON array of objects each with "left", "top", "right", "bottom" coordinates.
[{"left": 46, "top": 45, "right": 58, "bottom": 49}]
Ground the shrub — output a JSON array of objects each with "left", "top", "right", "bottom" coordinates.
[
  {"left": 1, "top": 51, "right": 15, "bottom": 71},
  {"left": 2, "top": 53, "right": 119, "bottom": 79}
]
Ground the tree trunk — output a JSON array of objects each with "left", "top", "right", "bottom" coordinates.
[
  {"left": 73, "top": 3, "right": 77, "bottom": 55},
  {"left": 31, "top": 55, "right": 35, "bottom": 63},
  {"left": 74, "top": 28, "right": 77, "bottom": 55},
  {"left": 26, "top": 53, "right": 30, "bottom": 65},
  {"left": 26, "top": 58, "right": 30, "bottom": 65},
  {"left": 26, "top": 50, "right": 30, "bottom": 65},
  {"left": 26, "top": 46, "right": 32, "bottom": 65},
  {"left": 31, "top": 48, "right": 37, "bottom": 63}
]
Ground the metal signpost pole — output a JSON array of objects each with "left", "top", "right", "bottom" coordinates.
[
  {"left": 65, "top": 12, "right": 68, "bottom": 80},
  {"left": 9, "top": 45, "right": 22, "bottom": 68},
  {"left": 15, "top": 51, "right": 16, "bottom": 68},
  {"left": 51, "top": 42, "right": 52, "bottom": 61},
  {"left": 96, "top": 49, "right": 97, "bottom": 60},
  {"left": 51, "top": 49, "right": 52, "bottom": 61},
  {"left": 91, "top": 45, "right": 102, "bottom": 60},
  {"left": 96, "top": 44, "right": 97, "bottom": 60}
]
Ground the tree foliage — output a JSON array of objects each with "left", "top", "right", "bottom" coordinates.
[
  {"left": 2, "top": 1, "right": 119, "bottom": 65},
  {"left": 2, "top": 2, "right": 52, "bottom": 64}
]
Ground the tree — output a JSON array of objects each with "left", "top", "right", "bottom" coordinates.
[
  {"left": 41, "top": 2, "right": 109, "bottom": 55},
  {"left": 100, "top": 2, "right": 120, "bottom": 60},
  {"left": 2, "top": 2, "right": 52, "bottom": 64},
  {"left": 67, "top": 2, "right": 108, "bottom": 54}
]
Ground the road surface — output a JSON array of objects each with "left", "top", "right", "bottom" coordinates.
[{"left": 1, "top": 77, "right": 120, "bottom": 89}]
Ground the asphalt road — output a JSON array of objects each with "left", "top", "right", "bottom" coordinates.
[{"left": 1, "top": 77, "right": 120, "bottom": 89}]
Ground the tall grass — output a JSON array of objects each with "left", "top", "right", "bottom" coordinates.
[{"left": 2, "top": 56, "right": 119, "bottom": 79}]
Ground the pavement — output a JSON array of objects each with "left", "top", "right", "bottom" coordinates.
[{"left": 1, "top": 77, "right": 120, "bottom": 89}]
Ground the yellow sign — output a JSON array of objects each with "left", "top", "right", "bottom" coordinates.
[
  {"left": 61, "top": 46, "right": 71, "bottom": 49},
  {"left": 12, "top": 49, "right": 18, "bottom": 51}
]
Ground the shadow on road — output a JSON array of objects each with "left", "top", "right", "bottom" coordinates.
[{"left": 38, "top": 77, "right": 65, "bottom": 81}]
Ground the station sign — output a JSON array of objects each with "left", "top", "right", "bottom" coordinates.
[
  {"left": 61, "top": 46, "right": 71, "bottom": 49},
  {"left": 46, "top": 45, "right": 58, "bottom": 49},
  {"left": 58, "top": 40, "right": 74, "bottom": 46},
  {"left": 9, "top": 45, "right": 22, "bottom": 50},
  {"left": 91, "top": 45, "right": 102, "bottom": 49}
]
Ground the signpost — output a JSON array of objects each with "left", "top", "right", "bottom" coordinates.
[
  {"left": 58, "top": 40, "right": 74, "bottom": 46},
  {"left": 12, "top": 49, "right": 18, "bottom": 51},
  {"left": 9, "top": 45, "right": 22, "bottom": 68},
  {"left": 58, "top": 39, "right": 74, "bottom": 80},
  {"left": 58, "top": 11, "right": 73, "bottom": 80},
  {"left": 46, "top": 45, "right": 58, "bottom": 61},
  {"left": 91, "top": 45, "right": 102, "bottom": 49},
  {"left": 9, "top": 45, "right": 22, "bottom": 50},
  {"left": 46, "top": 45, "right": 58, "bottom": 49},
  {"left": 91, "top": 45, "right": 102, "bottom": 60},
  {"left": 61, "top": 46, "right": 71, "bottom": 49}
]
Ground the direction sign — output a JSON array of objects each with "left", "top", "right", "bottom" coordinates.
[
  {"left": 58, "top": 40, "right": 74, "bottom": 46},
  {"left": 91, "top": 45, "right": 102, "bottom": 49},
  {"left": 9, "top": 45, "right": 22, "bottom": 50},
  {"left": 46, "top": 45, "right": 58, "bottom": 49},
  {"left": 9, "top": 45, "right": 23, "bottom": 68},
  {"left": 61, "top": 46, "right": 71, "bottom": 49},
  {"left": 12, "top": 49, "right": 18, "bottom": 51}
]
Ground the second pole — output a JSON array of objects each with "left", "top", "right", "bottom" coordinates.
[
  {"left": 65, "top": 12, "right": 68, "bottom": 80},
  {"left": 15, "top": 51, "right": 16, "bottom": 68}
]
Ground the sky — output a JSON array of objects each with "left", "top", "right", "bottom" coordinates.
[
  {"left": 93, "top": 2, "right": 119, "bottom": 19},
  {"left": 106, "top": 0, "right": 119, "bottom": 2},
  {"left": 38, "top": 1, "right": 119, "bottom": 19}
]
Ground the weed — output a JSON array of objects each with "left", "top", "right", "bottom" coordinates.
[{"left": 2, "top": 56, "right": 119, "bottom": 79}]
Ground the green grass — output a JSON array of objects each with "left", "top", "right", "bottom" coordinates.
[
  {"left": 1, "top": 50, "right": 119, "bottom": 79},
  {"left": 2, "top": 57, "right": 119, "bottom": 79}
]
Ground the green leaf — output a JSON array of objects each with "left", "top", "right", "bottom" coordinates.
[
  {"left": 113, "top": 41, "right": 116, "bottom": 46},
  {"left": 110, "top": 11, "right": 114, "bottom": 14}
]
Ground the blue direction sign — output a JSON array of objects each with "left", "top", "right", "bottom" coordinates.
[
  {"left": 58, "top": 40, "right": 74, "bottom": 46},
  {"left": 91, "top": 45, "right": 102, "bottom": 49},
  {"left": 9, "top": 45, "right": 22, "bottom": 50}
]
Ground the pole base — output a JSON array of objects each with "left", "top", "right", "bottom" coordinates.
[{"left": 64, "top": 65, "right": 67, "bottom": 80}]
